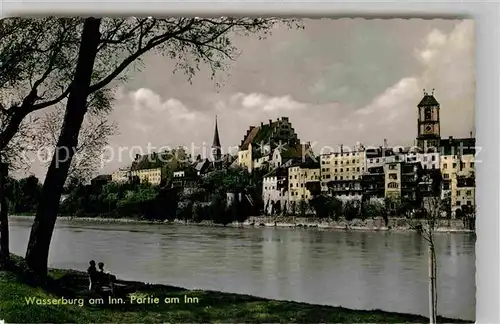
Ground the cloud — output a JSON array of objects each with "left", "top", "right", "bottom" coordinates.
[
  {"left": 19, "top": 19, "right": 475, "bottom": 180},
  {"left": 331, "top": 19, "right": 475, "bottom": 148},
  {"left": 236, "top": 92, "right": 307, "bottom": 112}
]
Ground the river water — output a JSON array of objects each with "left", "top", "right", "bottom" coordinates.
[{"left": 9, "top": 217, "right": 475, "bottom": 320}]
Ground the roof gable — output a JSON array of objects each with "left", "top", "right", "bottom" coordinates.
[{"left": 418, "top": 94, "right": 440, "bottom": 107}]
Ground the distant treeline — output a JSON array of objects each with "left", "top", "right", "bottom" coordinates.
[{"left": 3, "top": 168, "right": 265, "bottom": 225}]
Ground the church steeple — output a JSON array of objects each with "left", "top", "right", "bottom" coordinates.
[
  {"left": 416, "top": 89, "right": 440, "bottom": 152},
  {"left": 211, "top": 116, "right": 222, "bottom": 169},
  {"left": 212, "top": 115, "right": 221, "bottom": 149}
]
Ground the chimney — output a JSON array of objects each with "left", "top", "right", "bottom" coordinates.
[
  {"left": 383, "top": 138, "right": 388, "bottom": 149},
  {"left": 340, "top": 144, "right": 343, "bottom": 155},
  {"left": 269, "top": 119, "right": 272, "bottom": 125},
  {"left": 260, "top": 122, "right": 264, "bottom": 127},
  {"left": 135, "top": 154, "right": 140, "bottom": 160},
  {"left": 470, "top": 131, "right": 473, "bottom": 138}
]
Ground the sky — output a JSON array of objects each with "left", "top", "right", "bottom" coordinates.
[{"left": 27, "top": 18, "right": 475, "bottom": 180}]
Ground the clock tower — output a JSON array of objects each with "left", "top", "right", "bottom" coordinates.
[{"left": 416, "top": 89, "right": 440, "bottom": 152}]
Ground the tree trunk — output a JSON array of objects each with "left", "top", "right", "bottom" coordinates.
[
  {"left": 25, "top": 18, "right": 102, "bottom": 275},
  {"left": 0, "top": 110, "right": 26, "bottom": 153},
  {"left": 428, "top": 239, "right": 437, "bottom": 324},
  {"left": 0, "top": 160, "right": 9, "bottom": 268}
]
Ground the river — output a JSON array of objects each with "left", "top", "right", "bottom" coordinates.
[{"left": 9, "top": 217, "right": 475, "bottom": 320}]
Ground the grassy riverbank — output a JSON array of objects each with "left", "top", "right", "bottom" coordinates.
[{"left": 1, "top": 255, "right": 471, "bottom": 323}]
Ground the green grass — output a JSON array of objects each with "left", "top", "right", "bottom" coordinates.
[{"left": 0, "top": 255, "right": 472, "bottom": 323}]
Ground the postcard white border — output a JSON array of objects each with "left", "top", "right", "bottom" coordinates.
[{"left": 1, "top": 1, "right": 498, "bottom": 323}]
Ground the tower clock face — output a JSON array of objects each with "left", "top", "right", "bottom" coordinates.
[{"left": 425, "top": 125, "right": 432, "bottom": 133}]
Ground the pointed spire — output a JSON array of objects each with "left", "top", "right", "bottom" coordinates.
[{"left": 212, "top": 115, "right": 221, "bottom": 148}]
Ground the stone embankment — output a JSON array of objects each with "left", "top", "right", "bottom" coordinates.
[
  {"left": 9, "top": 215, "right": 474, "bottom": 233},
  {"left": 241, "top": 216, "right": 473, "bottom": 233}
]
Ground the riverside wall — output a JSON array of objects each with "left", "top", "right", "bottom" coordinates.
[{"left": 242, "top": 216, "right": 473, "bottom": 233}]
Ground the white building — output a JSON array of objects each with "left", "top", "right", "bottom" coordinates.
[
  {"left": 366, "top": 147, "right": 439, "bottom": 171},
  {"left": 417, "top": 152, "right": 440, "bottom": 170},
  {"left": 173, "top": 171, "right": 185, "bottom": 178},
  {"left": 262, "top": 173, "right": 288, "bottom": 215}
]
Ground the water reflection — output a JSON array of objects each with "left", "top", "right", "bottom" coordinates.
[{"left": 9, "top": 217, "right": 475, "bottom": 321}]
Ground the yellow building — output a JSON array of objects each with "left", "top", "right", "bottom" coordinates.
[
  {"left": 288, "top": 164, "right": 320, "bottom": 203},
  {"left": 237, "top": 142, "right": 254, "bottom": 172},
  {"left": 384, "top": 162, "right": 401, "bottom": 198},
  {"left": 237, "top": 117, "right": 300, "bottom": 173},
  {"left": 130, "top": 167, "right": 162, "bottom": 186},
  {"left": 111, "top": 169, "right": 130, "bottom": 183},
  {"left": 440, "top": 153, "right": 475, "bottom": 215},
  {"left": 320, "top": 146, "right": 366, "bottom": 192}
]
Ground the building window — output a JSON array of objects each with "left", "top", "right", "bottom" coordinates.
[
  {"left": 340, "top": 176, "right": 343, "bottom": 180},
  {"left": 470, "top": 162, "right": 474, "bottom": 168},
  {"left": 456, "top": 201, "right": 461, "bottom": 206},
  {"left": 431, "top": 155, "right": 436, "bottom": 161},
  {"left": 346, "top": 168, "right": 350, "bottom": 172},
  {"left": 352, "top": 176, "right": 355, "bottom": 180},
  {"left": 453, "top": 163, "right": 457, "bottom": 168},
  {"left": 443, "top": 163, "right": 447, "bottom": 169},
  {"left": 424, "top": 107, "right": 432, "bottom": 121},
  {"left": 389, "top": 174, "right": 397, "bottom": 180},
  {"left": 352, "top": 159, "right": 355, "bottom": 164},
  {"left": 357, "top": 167, "right": 360, "bottom": 172},
  {"left": 388, "top": 182, "right": 399, "bottom": 189},
  {"left": 340, "top": 168, "right": 343, "bottom": 172},
  {"left": 466, "top": 190, "right": 472, "bottom": 196},
  {"left": 295, "top": 175, "right": 297, "bottom": 179},
  {"left": 467, "top": 201, "right": 472, "bottom": 206}
]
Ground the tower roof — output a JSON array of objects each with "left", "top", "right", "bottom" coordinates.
[
  {"left": 212, "top": 116, "right": 221, "bottom": 148},
  {"left": 418, "top": 90, "right": 440, "bottom": 107}
]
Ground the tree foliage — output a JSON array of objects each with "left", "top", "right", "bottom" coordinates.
[{"left": 35, "top": 104, "right": 118, "bottom": 184}]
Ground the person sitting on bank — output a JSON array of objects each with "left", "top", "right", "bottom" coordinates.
[
  {"left": 87, "top": 260, "right": 98, "bottom": 291},
  {"left": 97, "top": 262, "right": 117, "bottom": 288}
]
